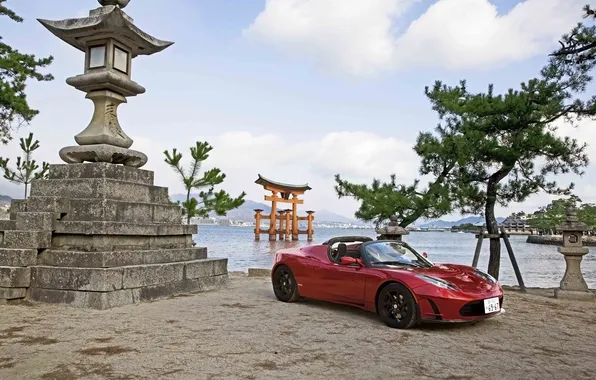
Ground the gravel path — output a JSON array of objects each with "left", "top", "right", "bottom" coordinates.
[{"left": 1, "top": 272, "right": 596, "bottom": 380}]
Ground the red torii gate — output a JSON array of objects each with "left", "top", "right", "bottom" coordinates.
[{"left": 253, "top": 174, "right": 314, "bottom": 241}]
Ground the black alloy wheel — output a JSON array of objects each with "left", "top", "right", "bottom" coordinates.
[
  {"left": 377, "top": 283, "right": 418, "bottom": 329},
  {"left": 272, "top": 265, "right": 300, "bottom": 302}
]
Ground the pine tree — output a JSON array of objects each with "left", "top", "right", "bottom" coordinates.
[{"left": 0, "top": 1, "right": 54, "bottom": 144}]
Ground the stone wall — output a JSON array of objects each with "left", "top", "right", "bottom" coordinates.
[{"left": 526, "top": 235, "right": 596, "bottom": 247}]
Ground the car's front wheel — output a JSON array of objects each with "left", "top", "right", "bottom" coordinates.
[
  {"left": 272, "top": 265, "right": 300, "bottom": 302},
  {"left": 377, "top": 283, "right": 418, "bottom": 329}
]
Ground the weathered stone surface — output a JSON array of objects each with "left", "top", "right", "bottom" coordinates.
[
  {"left": 0, "top": 220, "right": 16, "bottom": 231},
  {"left": 48, "top": 162, "right": 154, "bottom": 185},
  {"left": 31, "top": 266, "right": 123, "bottom": 291},
  {"left": 28, "top": 287, "right": 137, "bottom": 310},
  {"left": 51, "top": 234, "right": 193, "bottom": 251},
  {"left": 248, "top": 268, "right": 272, "bottom": 278},
  {"left": 185, "top": 258, "right": 228, "bottom": 279},
  {"left": 53, "top": 221, "right": 196, "bottom": 235},
  {"left": 0, "top": 267, "right": 30, "bottom": 287},
  {"left": 38, "top": 247, "right": 207, "bottom": 268},
  {"left": 2, "top": 230, "right": 51, "bottom": 249},
  {"left": 25, "top": 196, "right": 65, "bottom": 213},
  {"left": 0, "top": 287, "right": 27, "bottom": 300},
  {"left": 136, "top": 274, "right": 230, "bottom": 302},
  {"left": 16, "top": 212, "right": 56, "bottom": 231},
  {"left": 59, "top": 144, "right": 148, "bottom": 168},
  {"left": 30, "top": 178, "right": 169, "bottom": 204},
  {"left": 0, "top": 248, "right": 37, "bottom": 267},
  {"left": 9, "top": 199, "right": 27, "bottom": 220},
  {"left": 122, "top": 262, "right": 185, "bottom": 288}
]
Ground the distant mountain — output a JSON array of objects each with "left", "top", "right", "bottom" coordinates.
[
  {"left": 169, "top": 194, "right": 358, "bottom": 224},
  {"left": 419, "top": 216, "right": 505, "bottom": 228},
  {"left": 0, "top": 195, "right": 12, "bottom": 206}
]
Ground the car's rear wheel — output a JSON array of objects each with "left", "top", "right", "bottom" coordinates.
[
  {"left": 272, "top": 265, "right": 300, "bottom": 302},
  {"left": 377, "top": 283, "right": 418, "bottom": 329}
]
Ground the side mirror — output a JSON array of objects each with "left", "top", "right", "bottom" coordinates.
[
  {"left": 340, "top": 257, "right": 359, "bottom": 265},
  {"left": 422, "top": 252, "right": 428, "bottom": 258}
]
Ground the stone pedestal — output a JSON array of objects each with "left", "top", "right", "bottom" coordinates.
[{"left": 0, "top": 163, "right": 229, "bottom": 309}]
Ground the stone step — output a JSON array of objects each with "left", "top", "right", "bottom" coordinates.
[
  {"left": 30, "top": 178, "right": 169, "bottom": 204},
  {"left": 16, "top": 212, "right": 56, "bottom": 231},
  {"left": 30, "top": 258, "right": 228, "bottom": 292},
  {"left": 38, "top": 247, "right": 207, "bottom": 268},
  {"left": 51, "top": 233, "right": 193, "bottom": 252},
  {"left": 0, "top": 248, "right": 37, "bottom": 267},
  {"left": 47, "top": 162, "right": 154, "bottom": 185},
  {"left": 26, "top": 197, "right": 182, "bottom": 224},
  {"left": 53, "top": 221, "right": 197, "bottom": 236},
  {"left": 0, "top": 220, "right": 16, "bottom": 231},
  {"left": 28, "top": 274, "right": 229, "bottom": 310},
  {"left": 0, "top": 267, "right": 31, "bottom": 288},
  {"left": 9, "top": 199, "right": 27, "bottom": 220},
  {"left": 1, "top": 230, "right": 51, "bottom": 249},
  {"left": 0, "top": 287, "right": 27, "bottom": 301}
]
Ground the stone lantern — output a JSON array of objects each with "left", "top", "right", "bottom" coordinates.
[
  {"left": 38, "top": 0, "right": 173, "bottom": 168},
  {"left": 376, "top": 215, "right": 409, "bottom": 241},
  {"left": 554, "top": 207, "right": 595, "bottom": 301}
]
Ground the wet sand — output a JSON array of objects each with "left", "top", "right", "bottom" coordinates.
[{"left": 1, "top": 272, "right": 596, "bottom": 380}]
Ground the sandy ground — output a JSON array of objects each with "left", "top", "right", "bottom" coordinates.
[{"left": 1, "top": 273, "right": 596, "bottom": 380}]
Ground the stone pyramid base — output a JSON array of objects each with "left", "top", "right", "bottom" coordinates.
[{"left": 0, "top": 163, "right": 229, "bottom": 309}]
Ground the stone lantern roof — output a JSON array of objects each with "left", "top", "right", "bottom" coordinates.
[
  {"left": 556, "top": 207, "right": 588, "bottom": 232},
  {"left": 37, "top": 4, "right": 173, "bottom": 58}
]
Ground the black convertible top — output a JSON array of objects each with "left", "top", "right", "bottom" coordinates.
[{"left": 322, "top": 236, "right": 374, "bottom": 246}]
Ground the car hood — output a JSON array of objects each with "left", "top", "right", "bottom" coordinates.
[{"left": 382, "top": 263, "right": 497, "bottom": 292}]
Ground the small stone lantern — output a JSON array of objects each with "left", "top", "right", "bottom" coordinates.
[
  {"left": 554, "top": 207, "right": 595, "bottom": 301},
  {"left": 376, "top": 215, "right": 409, "bottom": 241},
  {"left": 38, "top": 0, "right": 173, "bottom": 168}
]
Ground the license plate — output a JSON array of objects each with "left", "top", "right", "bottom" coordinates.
[{"left": 483, "top": 297, "right": 500, "bottom": 314}]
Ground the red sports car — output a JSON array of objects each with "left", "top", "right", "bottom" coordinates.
[{"left": 271, "top": 236, "right": 504, "bottom": 329}]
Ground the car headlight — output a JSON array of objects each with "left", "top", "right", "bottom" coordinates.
[
  {"left": 415, "top": 274, "right": 458, "bottom": 290},
  {"left": 473, "top": 268, "right": 497, "bottom": 284}
]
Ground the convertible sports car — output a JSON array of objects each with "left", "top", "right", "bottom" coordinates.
[{"left": 271, "top": 236, "right": 504, "bottom": 329}]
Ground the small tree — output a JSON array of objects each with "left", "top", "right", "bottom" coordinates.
[
  {"left": 335, "top": 124, "right": 459, "bottom": 227},
  {"left": 0, "top": 1, "right": 54, "bottom": 144},
  {"left": 164, "top": 141, "right": 246, "bottom": 224},
  {"left": 0, "top": 132, "right": 50, "bottom": 198}
]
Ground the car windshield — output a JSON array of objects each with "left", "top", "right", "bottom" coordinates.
[{"left": 364, "top": 241, "right": 433, "bottom": 268}]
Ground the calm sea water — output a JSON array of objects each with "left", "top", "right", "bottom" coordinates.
[{"left": 194, "top": 226, "right": 596, "bottom": 289}]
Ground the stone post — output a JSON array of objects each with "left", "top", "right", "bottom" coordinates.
[
  {"left": 375, "top": 215, "right": 409, "bottom": 241},
  {"left": 554, "top": 207, "right": 595, "bottom": 301}
]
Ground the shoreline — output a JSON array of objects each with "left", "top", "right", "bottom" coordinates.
[{"left": 526, "top": 235, "right": 596, "bottom": 247}]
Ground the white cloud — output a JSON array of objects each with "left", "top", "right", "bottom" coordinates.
[{"left": 244, "top": 0, "right": 585, "bottom": 76}]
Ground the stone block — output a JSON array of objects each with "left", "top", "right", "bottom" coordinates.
[
  {"left": 53, "top": 221, "right": 197, "bottom": 236},
  {"left": 26, "top": 196, "right": 66, "bottom": 213},
  {"left": 185, "top": 258, "right": 228, "bottom": 279},
  {"left": 16, "top": 212, "right": 56, "bottom": 231},
  {"left": 50, "top": 234, "right": 193, "bottom": 252},
  {"left": 0, "top": 220, "right": 16, "bottom": 231},
  {"left": 9, "top": 199, "right": 27, "bottom": 220},
  {"left": 30, "top": 178, "right": 169, "bottom": 204},
  {"left": 31, "top": 266, "right": 123, "bottom": 292},
  {"left": 47, "top": 162, "right": 154, "bottom": 185},
  {"left": 2, "top": 230, "right": 51, "bottom": 249},
  {"left": 137, "top": 274, "right": 230, "bottom": 302},
  {"left": 0, "top": 248, "right": 37, "bottom": 267},
  {"left": 122, "top": 262, "right": 185, "bottom": 288},
  {"left": 0, "top": 287, "right": 27, "bottom": 300},
  {"left": 28, "top": 287, "right": 138, "bottom": 310},
  {"left": 0, "top": 267, "right": 31, "bottom": 287},
  {"left": 38, "top": 247, "right": 208, "bottom": 268},
  {"left": 152, "top": 204, "right": 183, "bottom": 224},
  {"left": 248, "top": 268, "right": 272, "bottom": 278}
]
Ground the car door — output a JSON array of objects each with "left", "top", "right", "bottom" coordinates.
[{"left": 313, "top": 260, "right": 367, "bottom": 306}]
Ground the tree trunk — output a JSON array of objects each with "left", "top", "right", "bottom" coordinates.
[{"left": 485, "top": 178, "right": 500, "bottom": 279}]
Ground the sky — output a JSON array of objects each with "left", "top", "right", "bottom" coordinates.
[{"left": 1, "top": 0, "right": 595, "bottom": 222}]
